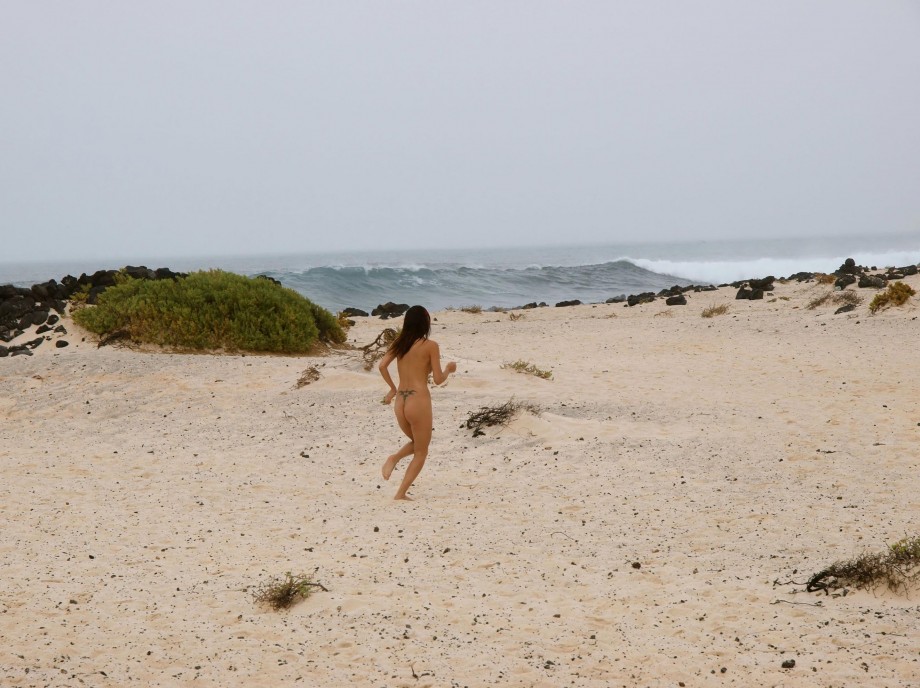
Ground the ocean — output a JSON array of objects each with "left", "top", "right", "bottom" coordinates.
[{"left": 2, "top": 234, "right": 918, "bottom": 313}]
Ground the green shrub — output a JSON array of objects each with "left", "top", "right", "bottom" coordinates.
[
  {"left": 869, "top": 281, "right": 915, "bottom": 313},
  {"left": 73, "top": 270, "right": 344, "bottom": 353}
]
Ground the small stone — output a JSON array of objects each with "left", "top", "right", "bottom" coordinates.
[
  {"left": 373, "top": 526, "right": 379, "bottom": 532},
  {"left": 781, "top": 659, "right": 796, "bottom": 669},
  {"left": 632, "top": 562, "right": 641, "bottom": 569}
]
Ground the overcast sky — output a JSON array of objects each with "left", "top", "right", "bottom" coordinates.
[{"left": 2, "top": 1, "right": 919, "bottom": 263}]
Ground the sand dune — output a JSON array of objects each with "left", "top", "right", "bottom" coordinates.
[{"left": 2, "top": 275, "right": 919, "bottom": 686}]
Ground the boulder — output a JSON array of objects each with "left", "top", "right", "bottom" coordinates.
[
  {"left": 834, "top": 275, "right": 856, "bottom": 289},
  {"left": 626, "top": 292, "right": 655, "bottom": 307},
  {"left": 749, "top": 289, "right": 764, "bottom": 300},
  {"left": 901, "top": 265, "right": 918, "bottom": 276},
  {"left": 372, "top": 302, "right": 410, "bottom": 319},
  {"left": 47, "top": 314, "right": 60, "bottom": 326},
  {"left": 10, "top": 348, "right": 32, "bottom": 357},
  {"left": 858, "top": 275, "right": 886, "bottom": 289},
  {"left": 555, "top": 300, "right": 582, "bottom": 307},
  {"left": 25, "top": 337, "right": 44, "bottom": 350},
  {"left": 123, "top": 265, "right": 157, "bottom": 280},
  {"left": 749, "top": 277, "right": 775, "bottom": 291},
  {"left": 255, "top": 274, "right": 282, "bottom": 286},
  {"left": 0, "top": 345, "right": 7, "bottom": 357},
  {"left": 736, "top": 288, "right": 752, "bottom": 300},
  {"left": 837, "top": 258, "right": 860, "bottom": 275},
  {"left": 35, "top": 324, "right": 53, "bottom": 335},
  {"left": 86, "top": 285, "right": 108, "bottom": 305},
  {"left": 665, "top": 295, "right": 687, "bottom": 306},
  {"left": 54, "top": 325, "right": 67, "bottom": 334},
  {"left": 55, "top": 340, "right": 69, "bottom": 348},
  {"left": 605, "top": 296, "right": 626, "bottom": 304},
  {"left": 787, "top": 271, "right": 815, "bottom": 282},
  {"left": 341, "top": 307, "right": 369, "bottom": 318}
]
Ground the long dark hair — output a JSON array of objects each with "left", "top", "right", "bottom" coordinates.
[{"left": 389, "top": 305, "right": 431, "bottom": 359}]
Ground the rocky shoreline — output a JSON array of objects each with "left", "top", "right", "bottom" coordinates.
[{"left": 2, "top": 258, "right": 918, "bottom": 357}]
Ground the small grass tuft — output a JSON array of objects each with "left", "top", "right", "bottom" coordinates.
[
  {"left": 701, "top": 304, "right": 729, "bottom": 318},
  {"left": 295, "top": 366, "right": 321, "bottom": 388},
  {"left": 252, "top": 571, "right": 328, "bottom": 610},
  {"left": 833, "top": 290, "right": 863, "bottom": 307},
  {"left": 806, "top": 292, "right": 833, "bottom": 310},
  {"left": 806, "top": 536, "right": 920, "bottom": 595},
  {"left": 508, "top": 312, "right": 525, "bottom": 321},
  {"left": 465, "top": 399, "right": 540, "bottom": 437},
  {"left": 460, "top": 305, "right": 483, "bottom": 314},
  {"left": 869, "top": 281, "right": 915, "bottom": 313},
  {"left": 815, "top": 273, "right": 836, "bottom": 285},
  {"left": 501, "top": 360, "right": 553, "bottom": 379}
]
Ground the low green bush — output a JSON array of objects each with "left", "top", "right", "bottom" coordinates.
[
  {"left": 869, "top": 281, "right": 915, "bottom": 313},
  {"left": 73, "top": 270, "right": 344, "bottom": 353}
]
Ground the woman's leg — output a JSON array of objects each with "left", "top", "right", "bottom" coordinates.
[
  {"left": 382, "top": 397, "right": 415, "bottom": 480},
  {"left": 394, "top": 396, "right": 432, "bottom": 500}
]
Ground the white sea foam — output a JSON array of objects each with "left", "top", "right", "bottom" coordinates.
[{"left": 630, "top": 250, "right": 920, "bottom": 285}]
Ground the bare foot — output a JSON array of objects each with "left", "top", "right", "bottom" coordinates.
[
  {"left": 382, "top": 454, "right": 399, "bottom": 480},
  {"left": 394, "top": 494, "right": 413, "bottom": 501}
]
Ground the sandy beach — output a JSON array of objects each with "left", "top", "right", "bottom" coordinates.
[{"left": 2, "top": 274, "right": 919, "bottom": 687}]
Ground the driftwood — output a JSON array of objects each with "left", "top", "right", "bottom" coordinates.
[
  {"left": 465, "top": 399, "right": 539, "bottom": 437},
  {"left": 806, "top": 536, "right": 920, "bottom": 595},
  {"left": 362, "top": 328, "right": 398, "bottom": 370}
]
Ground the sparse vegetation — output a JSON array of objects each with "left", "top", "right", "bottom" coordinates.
[
  {"left": 807, "top": 289, "right": 864, "bottom": 311},
  {"left": 806, "top": 292, "right": 832, "bottom": 310},
  {"left": 74, "top": 270, "right": 344, "bottom": 353},
  {"left": 701, "top": 304, "right": 730, "bottom": 318},
  {"left": 815, "top": 273, "right": 836, "bottom": 285},
  {"left": 501, "top": 360, "right": 553, "bottom": 379},
  {"left": 252, "top": 571, "right": 328, "bottom": 610},
  {"left": 508, "top": 312, "right": 525, "bottom": 321},
  {"left": 465, "top": 398, "right": 540, "bottom": 437},
  {"left": 869, "top": 281, "right": 915, "bottom": 313},
  {"left": 806, "top": 536, "right": 920, "bottom": 595},
  {"left": 362, "top": 328, "right": 398, "bottom": 370},
  {"left": 460, "top": 305, "right": 483, "bottom": 314},
  {"left": 295, "top": 366, "right": 321, "bottom": 388}
]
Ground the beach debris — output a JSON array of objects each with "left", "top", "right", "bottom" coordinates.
[
  {"left": 362, "top": 328, "right": 398, "bottom": 370},
  {"left": 295, "top": 366, "right": 321, "bottom": 388},
  {"left": 464, "top": 398, "right": 539, "bottom": 437},
  {"left": 251, "top": 571, "right": 328, "bottom": 610},
  {"left": 805, "top": 535, "right": 920, "bottom": 595}
]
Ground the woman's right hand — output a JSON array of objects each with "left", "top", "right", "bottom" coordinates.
[
  {"left": 445, "top": 361, "right": 457, "bottom": 375},
  {"left": 383, "top": 389, "right": 396, "bottom": 405}
]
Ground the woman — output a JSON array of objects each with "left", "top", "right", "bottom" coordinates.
[{"left": 378, "top": 305, "right": 456, "bottom": 500}]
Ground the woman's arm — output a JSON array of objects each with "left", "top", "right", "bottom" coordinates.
[
  {"left": 378, "top": 350, "right": 397, "bottom": 404},
  {"left": 428, "top": 340, "right": 457, "bottom": 386}
]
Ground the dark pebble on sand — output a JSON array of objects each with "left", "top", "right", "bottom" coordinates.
[
  {"left": 632, "top": 562, "right": 641, "bottom": 569},
  {"left": 55, "top": 340, "right": 69, "bottom": 348},
  {"left": 373, "top": 526, "right": 379, "bottom": 532},
  {"left": 782, "top": 659, "right": 796, "bottom": 669}
]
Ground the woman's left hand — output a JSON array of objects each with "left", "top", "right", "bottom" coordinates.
[{"left": 383, "top": 389, "right": 396, "bottom": 405}]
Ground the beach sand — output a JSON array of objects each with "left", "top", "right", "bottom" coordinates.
[{"left": 2, "top": 275, "right": 919, "bottom": 687}]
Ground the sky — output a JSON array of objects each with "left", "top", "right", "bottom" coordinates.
[{"left": 1, "top": 1, "right": 919, "bottom": 263}]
